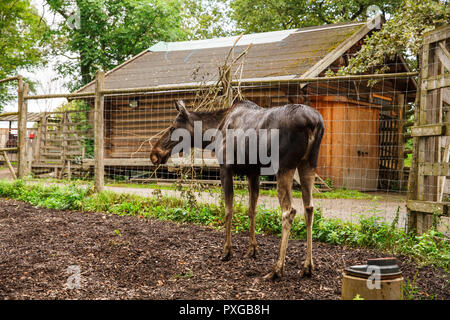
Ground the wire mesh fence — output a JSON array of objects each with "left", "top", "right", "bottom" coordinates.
[
  {"left": 19, "top": 72, "right": 448, "bottom": 233},
  {"left": 2, "top": 22, "right": 447, "bottom": 235},
  {"left": 98, "top": 76, "right": 414, "bottom": 192}
]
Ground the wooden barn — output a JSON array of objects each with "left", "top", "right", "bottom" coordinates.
[{"left": 69, "top": 16, "right": 416, "bottom": 191}]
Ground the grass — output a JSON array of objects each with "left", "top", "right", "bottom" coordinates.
[
  {"left": 175, "top": 267, "right": 194, "bottom": 279},
  {"left": 32, "top": 176, "right": 379, "bottom": 200},
  {"left": 105, "top": 181, "right": 377, "bottom": 200},
  {"left": 0, "top": 179, "right": 448, "bottom": 271}
]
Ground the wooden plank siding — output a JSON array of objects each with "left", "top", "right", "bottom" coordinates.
[{"left": 312, "top": 95, "right": 380, "bottom": 191}]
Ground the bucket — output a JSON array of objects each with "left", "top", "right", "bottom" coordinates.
[{"left": 341, "top": 257, "right": 403, "bottom": 300}]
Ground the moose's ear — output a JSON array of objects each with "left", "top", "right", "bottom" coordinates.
[{"left": 175, "top": 100, "right": 189, "bottom": 119}]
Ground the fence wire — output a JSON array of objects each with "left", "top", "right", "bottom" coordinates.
[{"left": 22, "top": 72, "right": 450, "bottom": 233}]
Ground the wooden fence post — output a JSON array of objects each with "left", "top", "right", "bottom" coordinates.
[
  {"left": 396, "top": 93, "right": 406, "bottom": 191},
  {"left": 94, "top": 70, "right": 105, "bottom": 192},
  {"left": 17, "top": 77, "right": 28, "bottom": 179},
  {"left": 406, "top": 25, "right": 450, "bottom": 234}
]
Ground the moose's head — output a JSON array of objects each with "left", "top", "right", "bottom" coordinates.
[{"left": 150, "top": 100, "right": 194, "bottom": 165}]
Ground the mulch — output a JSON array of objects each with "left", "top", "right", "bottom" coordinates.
[{"left": 0, "top": 198, "right": 448, "bottom": 300}]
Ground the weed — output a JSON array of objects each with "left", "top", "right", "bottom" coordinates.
[
  {"left": 401, "top": 270, "right": 437, "bottom": 300},
  {"left": 175, "top": 267, "right": 194, "bottom": 279}
]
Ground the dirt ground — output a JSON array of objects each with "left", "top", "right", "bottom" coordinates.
[{"left": 0, "top": 198, "right": 448, "bottom": 300}]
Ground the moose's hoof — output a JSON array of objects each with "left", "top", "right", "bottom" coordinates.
[
  {"left": 245, "top": 245, "right": 258, "bottom": 258},
  {"left": 301, "top": 262, "right": 314, "bottom": 277},
  {"left": 263, "top": 268, "right": 283, "bottom": 281},
  {"left": 221, "top": 246, "right": 233, "bottom": 261}
]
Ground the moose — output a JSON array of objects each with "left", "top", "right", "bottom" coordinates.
[{"left": 150, "top": 99, "right": 324, "bottom": 279}]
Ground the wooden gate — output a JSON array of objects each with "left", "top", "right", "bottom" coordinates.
[
  {"left": 407, "top": 25, "right": 450, "bottom": 234},
  {"left": 32, "top": 111, "right": 93, "bottom": 178}
]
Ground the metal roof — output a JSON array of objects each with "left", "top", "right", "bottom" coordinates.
[{"left": 149, "top": 29, "right": 297, "bottom": 52}]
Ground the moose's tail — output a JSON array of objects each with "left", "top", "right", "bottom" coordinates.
[{"left": 301, "top": 120, "right": 325, "bottom": 169}]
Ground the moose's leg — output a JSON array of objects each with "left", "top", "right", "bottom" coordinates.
[
  {"left": 264, "top": 168, "right": 296, "bottom": 280},
  {"left": 299, "top": 163, "right": 315, "bottom": 276},
  {"left": 245, "top": 173, "right": 260, "bottom": 258},
  {"left": 220, "top": 167, "right": 234, "bottom": 261}
]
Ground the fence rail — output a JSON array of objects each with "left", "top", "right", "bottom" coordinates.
[{"left": 0, "top": 76, "right": 20, "bottom": 84}]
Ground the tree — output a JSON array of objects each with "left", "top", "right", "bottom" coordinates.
[
  {"left": 45, "top": 0, "right": 188, "bottom": 90},
  {"left": 182, "top": 0, "right": 233, "bottom": 39},
  {"left": 228, "top": 0, "right": 403, "bottom": 33},
  {"left": 332, "top": 0, "right": 449, "bottom": 75},
  {"left": 0, "top": 0, "right": 49, "bottom": 110}
]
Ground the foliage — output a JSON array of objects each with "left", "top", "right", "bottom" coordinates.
[
  {"left": 45, "top": 0, "right": 188, "bottom": 90},
  {"left": 331, "top": 0, "right": 449, "bottom": 75},
  {"left": 228, "top": 0, "right": 403, "bottom": 33},
  {"left": 404, "top": 153, "right": 412, "bottom": 167},
  {"left": 0, "top": 179, "right": 448, "bottom": 270},
  {"left": 0, "top": 0, "right": 49, "bottom": 109},
  {"left": 226, "top": 0, "right": 447, "bottom": 76},
  {"left": 0, "top": 179, "right": 89, "bottom": 210},
  {"left": 182, "top": 0, "right": 232, "bottom": 39}
]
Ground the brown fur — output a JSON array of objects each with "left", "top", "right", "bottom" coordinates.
[{"left": 150, "top": 100, "right": 324, "bottom": 279}]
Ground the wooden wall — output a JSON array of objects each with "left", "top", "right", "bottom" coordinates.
[
  {"left": 312, "top": 95, "right": 380, "bottom": 190},
  {"left": 103, "top": 88, "right": 295, "bottom": 159},
  {"left": 105, "top": 94, "right": 197, "bottom": 158}
]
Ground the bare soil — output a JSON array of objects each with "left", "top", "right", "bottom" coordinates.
[{"left": 0, "top": 198, "right": 448, "bottom": 300}]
